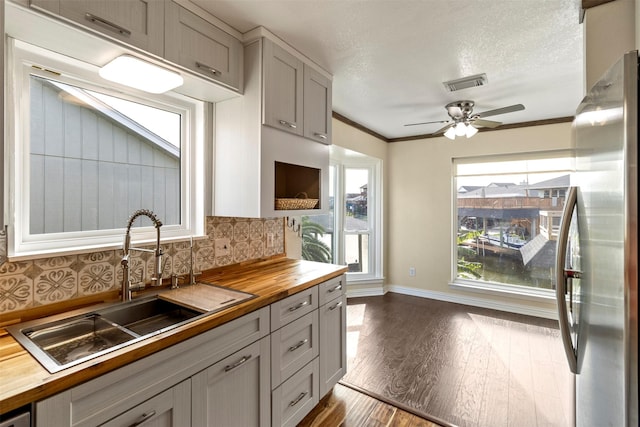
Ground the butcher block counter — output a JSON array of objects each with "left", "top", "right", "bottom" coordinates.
[{"left": 0, "top": 257, "right": 348, "bottom": 415}]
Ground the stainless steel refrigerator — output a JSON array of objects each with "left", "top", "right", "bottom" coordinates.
[{"left": 556, "top": 51, "right": 638, "bottom": 427}]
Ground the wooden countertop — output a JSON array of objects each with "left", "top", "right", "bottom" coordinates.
[{"left": 0, "top": 257, "right": 347, "bottom": 415}]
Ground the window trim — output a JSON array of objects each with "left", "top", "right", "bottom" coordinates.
[
  {"left": 331, "top": 147, "right": 383, "bottom": 282},
  {"left": 450, "top": 149, "right": 575, "bottom": 296},
  {"left": 6, "top": 38, "right": 206, "bottom": 260}
]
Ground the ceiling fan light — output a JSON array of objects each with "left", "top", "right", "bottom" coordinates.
[
  {"left": 465, "top": 124, "right": 478, "bottom": 138},
  {"left": 454, "top": 122, "right": 467, "bottom": 137},
  {"left": 444, "top": 126, "right": 456, "bottom": 140},
  {"left": 99, "top": 55, "right": 183, "bottom": 94}
]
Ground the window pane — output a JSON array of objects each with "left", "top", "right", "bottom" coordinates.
[
  {"left": 29, "top": 75, "right": 181, "bottom": 234},
  {"left": 345, "top": 233, "right": 369, "bottom": 273},
  {"left": 345, "top": 168, "right": 368, "bottom": 229},
  {"left": 456, "top": 171, "right": 570, "bottom": 289},
  {"left": 301, "top": 167, "right": 335, "bottom": 264}
]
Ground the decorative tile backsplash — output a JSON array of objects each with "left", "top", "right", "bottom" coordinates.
[{"left": 0, "top": 217, "right": 284, "bottom": 315}]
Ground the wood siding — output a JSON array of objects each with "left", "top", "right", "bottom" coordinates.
[{"left": 29, "top": 77, "right": 180, "bottom": 233}]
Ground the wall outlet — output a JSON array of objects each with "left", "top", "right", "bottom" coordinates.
[
  {"left": 409, "top": 267, "right": 416, "bottom": 277},
  {"left": 266, "top": 233, "right": 275, "bottom": 248},
  {"left": 214, "top": 238, "right": 231, "bottom": 256}
]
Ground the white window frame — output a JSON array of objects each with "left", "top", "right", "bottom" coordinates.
[
  {"left": 6, "top": 39, "right": 206, "bottom": 260},
  {"left": 450, "top": 150, "right": 575, "bottom": 300},
  {"left": 331, "top": 147, "right": 383, "bottom": 282}
]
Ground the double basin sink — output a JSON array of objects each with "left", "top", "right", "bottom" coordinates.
[{"left": 7, "top": 284, "right": 256, "bottom": 373}]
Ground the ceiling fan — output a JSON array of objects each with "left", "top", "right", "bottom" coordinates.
[{"left": 404, "top": 100, "right": 525, "bottom": 139}]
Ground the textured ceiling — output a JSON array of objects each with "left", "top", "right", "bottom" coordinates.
[{"left": 191, "top": 0, "right": 584, "bottom": 140}]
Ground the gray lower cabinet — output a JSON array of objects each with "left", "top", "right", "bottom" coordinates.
[
  {"left": 34, "top": 276, "right": 347, "bottom": 427},
  {"left": 99, "top": 379, "right": 191, "bottom": 427},
  {"left": 191, "top": 336, "right": 271, "bottom": 427},
  {"left": 318, "top": 274, "right": 347, "bottom": 396},
  {"left": 319, "top": 293, "right": 347, "bottom": 396}
]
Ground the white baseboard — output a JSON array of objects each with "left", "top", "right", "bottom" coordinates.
[
  {"left": 383, "top": 284, "right": 558, "bottom": 320},
  {"left": 346, "top": 280, "right": 386, "bottom": 298}
]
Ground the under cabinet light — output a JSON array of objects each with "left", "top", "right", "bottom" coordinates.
[{"left": 99, "top": 55, "right": 183, "bottom": 94}]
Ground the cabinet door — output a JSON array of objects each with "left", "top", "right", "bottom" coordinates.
[
  {"left": 55, "top": 0, "right": 164, "bottom": 56},
  {"left": 303, "top": 64, "right": 332, "bottom": 144},
  {"left": 165, "top": 1, "right": 242, "bottom": 91},
  {"left": 192, "top": 336, "right": 271, "bottom": 427},
  {"left": 99, "top": 380, "right": 191, "bottom": 427},
  {"left": 263, "top": 39, "right": 304, "bottom": 136},
  {"left": 319, "top": 294, "right": 347, "bottom": 396}
]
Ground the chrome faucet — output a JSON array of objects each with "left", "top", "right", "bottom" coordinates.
[{"left": 121, "top": 209, "right": 163, "bottom": 301}]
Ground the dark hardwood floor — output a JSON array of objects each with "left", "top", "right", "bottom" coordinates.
[
  {"left": 338, "top": 293, "right": 574, "bottom": 427},
  {"left": 298, "top": 383, "right": 444, "bottom": 427}
]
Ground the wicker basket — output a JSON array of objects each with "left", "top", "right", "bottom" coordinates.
[{"left": 274, "top": 192, "right": 319, "bottom": 210}]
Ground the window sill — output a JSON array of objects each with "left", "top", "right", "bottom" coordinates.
[{"left": 449, "top": 278, "right": 557, "bottom": 304}]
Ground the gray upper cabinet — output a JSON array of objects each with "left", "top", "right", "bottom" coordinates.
[
  {"left": 164, "top": 1, "right": 242, "bottom": 92},
  {"left": 303, "top": 64, "right": 332, "bottom": 145},
  {"left": 263, "top": 39, "right": 304, "bottom": 136},
  {"left": 262, "top": 38, "right": 332, "bottom": 144},
  {"left": 30, "top": 0, "right": 165, "bottom": 56}
]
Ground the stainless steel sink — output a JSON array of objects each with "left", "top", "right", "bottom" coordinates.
[{"left": 7, "top": 296, "right": 203, "bottom": 373}]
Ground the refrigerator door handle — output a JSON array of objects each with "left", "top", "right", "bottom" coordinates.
[{"left": 555, "top": 186, "right": 578, "bottom": 374}]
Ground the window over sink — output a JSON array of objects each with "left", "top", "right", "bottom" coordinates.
[{"left": 6, "top": 39, "right": 207, "bottom": 259}]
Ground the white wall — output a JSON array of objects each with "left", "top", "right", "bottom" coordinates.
[{"left": 387, "top": 122, "right": 573, "bottom": 317}]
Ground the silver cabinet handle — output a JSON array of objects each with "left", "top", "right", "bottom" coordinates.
[
  {"left": 288, "top": 339, "right": 309, "bottom": 352},
  {"left": 85, "top": 13, "right": 131, "bottom": 36},
  {"left": 129, "top": 410, "right": 156, "bottom": 427},
  {"left": 329, "top": 301, "right": 343, "bottom": 311},
  {"left": 327, "top": 284, "right": 342, "bottom": 293},
  {"left": 224, "top": 354, "right": 252, "bottom": 372},
  {"left": 289, "top": 391, "right": 308, "bottom": 407},
  {"left": 196, "top": 62, "right": 221, "bottom": 76},
  {"left": 555, "top": 186, "right": 578, "bottom": 374},
  {"left": 288, "top": 300, "right": 309, "bottom": 312},
  {"left": 313, "top": 132, "right": 327, "bottom": 140},
  {"left": 278, "top": 120, "right": 297, "bottom": 129}
]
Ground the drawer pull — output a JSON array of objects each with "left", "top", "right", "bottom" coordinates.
[
  {"left": 129, "top": 410, "right": 156, "bottom": 427},
  {"left": 224, "top": 354, "right": 252, "bottom": 372},
  {"left": 313, "top": 132, "right": 327, "bottom": 140},
  {"left": 289, "top": 391, "right": 308, "bottom": 407},
  {"left": 288, "top": 300, "right": 309, "bottom": 312},
  {"left": 327, "top": 284, "right": 342, "bottom": 293},
  {"left": 288, "top": 338, "right": 309, "bottom": 352},
  {"left": 278, "top": 120, "right": 297, "bottom": 129},
  {"left": 84, "top": 13, "right": 132, "bottom": 37},
  {"left": 329, "top": 301, "right": 343, "bottom": 311},
  {"left": 196, "top": 62, "right": 221, "bottom": 76}
]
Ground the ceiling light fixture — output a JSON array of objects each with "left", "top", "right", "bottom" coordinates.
[
  {"left": 99, "top": 55, "right": 183, "bottom": 94},
  {"left": 444, "top": 126, "right": 456, "bottom": 140},
  {"left": 444, "top": 122, "right": 478, "bottom": 140}
]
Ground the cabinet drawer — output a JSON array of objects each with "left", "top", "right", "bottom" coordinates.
[
  {"left": 318, "top": 275, "right": 345, "bottom": 306},
  {"left": 270, "top": 286, "right": 318, "bottom": 331},
  {"left": 272, "top": 358, "right": 319, "bottom": 427},
  {"left": 271, "top": 311, "right": 319, "bottom": 388},
  {"left": 165, "top": 1, "right": 242, "bottom": 91}
]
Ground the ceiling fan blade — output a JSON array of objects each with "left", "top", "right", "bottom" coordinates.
[
  {"left": 432, "top": 123, "right": 454, "bottom": 135},
  {"left": 404, "top": 120, "right": 449, "bottom": 127},
  {"left": 473, "top": 118, "right": 502, "bottom": 128},
  {"left": 476, "top": 104, "right": 525, "bottom": 118}
]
